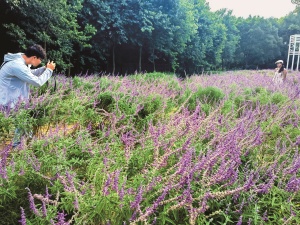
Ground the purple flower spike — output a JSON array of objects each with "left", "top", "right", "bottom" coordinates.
[
  {"left": 19, "top": 207, "right": 26, "bottom": 225},
  {"left": 25, "top": 187, "right": 39, "bottom": 216},
  {"left": 55, "top": 211, "right": 68, "bottom": 225},
  {"left": 236, "top": 215, "right": 243, "bottom": 225}
]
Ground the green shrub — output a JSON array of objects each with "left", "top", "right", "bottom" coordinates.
[
  {"left": 138, "top": 95, "right": 163, "bottom": 119},
  {"left": 187, "top": 86, "right": 225, "bottom": 111},
  {"left": 234, "top": 95, "right": 245, "bottom": 108},
  {"left": 0, "top": 113, "right": 13, "bottom": 136},
  {"left": 271, "top": 93, "right": 288, "bottom": 105},
  {"left": 221, "top": 100, "right": 235, "bottom": 115},
  {"left": 72, "top": 76, "right": 82, "bottom": 88},
  {"left": 117, "top": 94, "right": 136, "bottom": 115},
  {"left": 201, "top": 103, "right": 211, "bottom": 116},
  {"left": 196, "top": 86, "right": 225, "bottom": 104},
  {"left": 96, "top": 92, "right": 115, "bottom": 112}
]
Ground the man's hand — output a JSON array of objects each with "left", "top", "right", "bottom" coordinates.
[{"left": 46, "top": 61, "right": 56, "bottom": 71}]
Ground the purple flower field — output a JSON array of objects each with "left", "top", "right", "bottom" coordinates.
[{"left": 1, "top": 70, "right": 300, "bottom": 225}]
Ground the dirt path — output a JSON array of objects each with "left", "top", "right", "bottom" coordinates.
[
  {"left": 0, "top": 123, "right": 78, "bottom": 150},
  {"left": 0, "top": 139, "right": 11, "bottom": 150}
]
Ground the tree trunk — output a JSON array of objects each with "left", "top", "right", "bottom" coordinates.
[
  {"left": 222, "top": 57, "right": 224, "bottom": 71},
  {"left": 112, "top": 45, "right": 116, "bottom": 75},
  {"left": 68, "top": 57, "right": 71, "bottom": 77},
  {"left": 152, "top": 48, "right": 156, "bottom": 72},
  {"left": 139, "top": 45, "right": 142, "bottom": 73}
]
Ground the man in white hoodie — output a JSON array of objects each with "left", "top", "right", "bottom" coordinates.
[
  {"left": 0, "top": 44, "right": 56, "bottom": 147},
  {"left": 0, "top": 44, "right": 55, "bottom": 108}
]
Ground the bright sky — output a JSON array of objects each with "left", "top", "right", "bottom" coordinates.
[{"left": 206, "top": 0, "right": 297, "bottom": 18}]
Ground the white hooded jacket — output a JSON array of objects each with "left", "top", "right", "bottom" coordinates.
[{"left": 0, "top": 53, "right": 53, "bottom": 108}]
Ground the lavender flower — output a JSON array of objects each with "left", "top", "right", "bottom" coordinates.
[
  {"left": 103, "top": 175, "right": 111, "bottom": 196},
  {"left": 45, "top": 186, "right": 51, "bottom": 199},
  {"left": 113, "top": 170, "right": 120, "bottom": 191},
  {"left": 236, "top": 215, "right": 243, "bottom": 225},
  {"left": 42, "top": 201, "right": 47, "bottom": 217},
  {"left": 53, "top": 211, "right": 69, "bottom": 225},
  {"left": 25, "top": 187, "right": 39, "bottom": 215},
  {"left": 262, "top": 210, "right": 268, "bottom": 222},
  {"left": 247, "top": 218, "right": 252, "bottom": 225},
  {"left": 74, "top": 197, "right": 79, "bottom": 211},
  {"left": 118, "top": 181, "right": 126, "bottom": 201},
  {"left": 18, "top": 207, "right": 26, "bottom": 225},
  {"left": 151, "top": 217, "right": 157, "bottom": 225},
  {"left": 66, "top": 171, "right": 75, "bottom": 191},
  {"left": 130, "top": 186, "right": 143, "bottom": 210}
]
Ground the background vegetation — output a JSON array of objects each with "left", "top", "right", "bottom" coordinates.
[{"left": 0, "top": 0, "right": 299, "bottom": 75}]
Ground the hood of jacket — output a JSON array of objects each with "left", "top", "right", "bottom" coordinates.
[{"left": 3, "top": 53, "right": 23, "bottom": 63}]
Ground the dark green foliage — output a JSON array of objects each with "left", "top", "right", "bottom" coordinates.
[
  {"left": 221, "top": 100, "right": 235, "bottom": 115},
  {"left": 1, "top": 0, "right": 96, "bottom": 73},
  {"left": 271, "top": 93, "right": 288, "bottom": 105},
  {"left": 138, "top": 95, "right": 163, "bottom": 119},
  {"left": 96, "top": 92, "right": 115, "bottom": 112},
  {"left": 187, "top": 86, "right": 225, "bottom": 111},
  {"left": 14, "top": 109, "right": 36, "bottom": 135},
  {"left": 72, "top": 76, "right": 83, "bottom": 89},
  {"left": 0, "top": 166, "right": 50, "bottom": 225},
  {"left": 0, "top": 113, "right": 13, "bottom": 136},
  {"left": 195, "top": 87, "right": 225, "bottom": 104},
  {"left": 0, "top": 0, "right": 299, "bottom": 73}
]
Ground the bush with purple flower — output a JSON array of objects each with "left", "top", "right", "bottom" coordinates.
[{"left": 1, "top": 70, "right": 300, "bottom": 224}]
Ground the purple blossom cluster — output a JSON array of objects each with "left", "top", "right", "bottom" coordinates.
[{"left": 1, "top": 70, "right": 300, "bottom": 224}]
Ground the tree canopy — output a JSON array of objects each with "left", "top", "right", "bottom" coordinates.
[{"left": 0, "top": 0, "right": 299, "bottom": 75}]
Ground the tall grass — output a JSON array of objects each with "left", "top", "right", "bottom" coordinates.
[{"left": 1, "top": 71, "right": 300, "bottom": 225}]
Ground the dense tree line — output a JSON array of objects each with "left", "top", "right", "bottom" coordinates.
[{"left": 0, "top": 0, "right": 299, "bottom": 75}]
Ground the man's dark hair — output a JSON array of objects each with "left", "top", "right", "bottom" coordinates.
[{"left": 24, "top": 44, "right": 46, "bottom": 60}]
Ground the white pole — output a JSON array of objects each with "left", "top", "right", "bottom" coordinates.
[
  {"left": 297, "top": 42, "right": 300, "bottom": 71},
  {"left": 291, "top": 36, "right": 297, "bottom": 71},
  {"left": 287, "top": 35, "right": 292, "bottom": 70}
]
